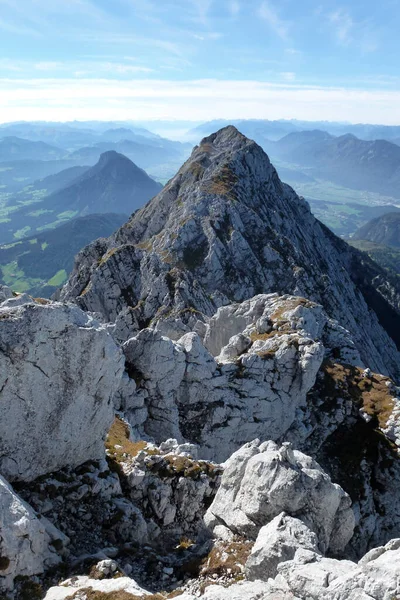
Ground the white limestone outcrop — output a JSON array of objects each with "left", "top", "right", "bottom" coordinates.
[
  {"left": 0, "top": 298, "right": 124, "bottom": 482},
  {"left": 205, "top": 440, "right": 355, "bottom": 554},
  {"left": 118, "top": 295, "right": 327, "bottom": 462}
]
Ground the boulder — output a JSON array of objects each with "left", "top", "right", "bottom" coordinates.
[
  {"left": 0, "top": 299, "right": 124, "bottom": 481},
  {"left": 44, "top": 575, "right": 150, "bottom": 599},
  {"left": 205, "top": 440, "right": 355, "bottom": 554},
  {"left": 245, "top": 513, "right": 320, "bottom": 581},
  {"left": 0, "top": 474, "right": 67, "bottom": 593}
]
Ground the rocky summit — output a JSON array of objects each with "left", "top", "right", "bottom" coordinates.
[
  {"left": 61, "top": 126, "right": 400, "bottom": 379},
  {"left": 1, "top": 127, "right": 400, "bottom": 600}
]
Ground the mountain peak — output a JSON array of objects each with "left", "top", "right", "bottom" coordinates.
[
  {"left": 194, "top": 126, "right": 257, "bottom": 162},
  {"left": 97, "top": 150, "right": 128, "bottom": 167},
  {"left": 61, "top": 127, "right": 400, "bottom": 381}
]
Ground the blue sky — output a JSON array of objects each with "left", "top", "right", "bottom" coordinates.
[{"left": 1, "top": 0, "right": 400, "bottom": 124}]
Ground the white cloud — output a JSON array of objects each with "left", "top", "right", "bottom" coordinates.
[
  {"left": 328, "top": 8, "right": 378, "bottom": 53},
  {"left": 258, "top": 1, "right": 290, "bottom": 41},
  {"left": 1, "top": 77, "right": 400, "bottom": 125}
]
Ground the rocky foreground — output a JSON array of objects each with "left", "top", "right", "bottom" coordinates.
[{"left": 1, "top": 128, "right": 400, "bottom": 599}]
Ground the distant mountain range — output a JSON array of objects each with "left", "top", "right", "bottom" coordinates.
[
  {"left": 269, "top": 131, "right": 400, "bottom": 200},
  {"left": 0, "top": 213, "right": 127, "bottom": 297},
  {"left": 187, "top": 119, "right": 400, "bottom": 143},
  {"left": 68, "top": 137, "right": 190, "bottom": 170},
  {"left": 0, "top": 158, "right": 81, "bottom": 193},
  {"left": 0, "top": 124, "right": 192, "bottom": 193},
  {"left": 0, "top": 121, "right": 161, "bottom": 150},
  {"left": 353, "top": 212, "right": 400, "bottom": 248},
  {"left": 0, "top": 137, "right": 66, "bottom": 161},
  {"left": 0, "top": 151, "right": 162, "bottom": 244}
]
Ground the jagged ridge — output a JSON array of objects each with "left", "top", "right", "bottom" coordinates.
[{"left": 61, "top": 126, "right": 400, "bottom": 380}]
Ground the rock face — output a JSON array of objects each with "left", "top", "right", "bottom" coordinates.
[
  {"left": 205, "top": 440, "right": 355, "bottom": 554},
  {"left": 117, "top": 294, "right": 326, "bottom": 462},
  {"left": 0, "top": 475, "right": 67, "bottom": 593},
  {"left": 122, "top": 442, "right": 222, "bottom": 542},
  {"left": 60, "top": 126, "right": 400, "bottom": 380},
  {"left": 0, "top": 297, "right": 124, "bottom": 481}
]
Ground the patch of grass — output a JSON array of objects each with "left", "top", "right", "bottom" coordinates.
[
  {"left": 200, "top": 539, "right": 253, "bottom": 579},
  {"left": 322, "top": 361, "right": 395, "bottom": 429},
  {"left": 256, "top": 349, "right": 276, "bottom": 360},
  {"left": 189, "top": 162, "right": 205, "bottom": 180},
  {"left": 105, "top": 417, "right": 151, "bottom": 465},
  {"left": 176, "top": 537, "right": 195, "bottom": 550},
  {"left": 271, "top": 297, "right": 316, "bottom": 321},
  {"left": 203, "top": 165, "right": 238, "bottom": 200},
  {"left": 13, "top": 226, "right": 31, "bottom": 240},
  {"left": 57, "top": 210, "right": 79, "bottom": 219},
  {"left": 47, "top": 269, "right": 67, "bottom": 287},
  {"left": 27, "top": 209, "right": 53, "bottom": 217},
  {"left": 148, "top": 453, "right": 221, "bottom": 481},
  {"left": 136, "top": 240, "right": 153, "bottom": 252}
]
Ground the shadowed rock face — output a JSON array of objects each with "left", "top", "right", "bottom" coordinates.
[
  {"left": 0, "top": 295, "right": 124, "bottom": 482},
  {"left": 60, "top": 126, "right": 400, "bottom": 380}
]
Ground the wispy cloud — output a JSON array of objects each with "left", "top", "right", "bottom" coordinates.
[
  {"left": 258, "top": 1, "right": 290, "bottom": 41},
  {"left": 285, "top": 48, "right": 301, "bottom": 56},
  {"left": 229, "top": 0, "right": 241, "bottom": 17},
  {"left": 329, "top": 8, "right": 354, "bottom": 45},
  {"left": 328, "top": 8, "right": 378, "bottom": 53},
  {"left": 1, "top": 59, "right": 154, "bottom": 77},
  {"left": 189, "top": 0, "right": 213, "bottom": 26},
  {"left": 0, "top": 16, "right": 41, "bottom": 37}
]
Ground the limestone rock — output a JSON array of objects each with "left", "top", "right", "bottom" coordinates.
[
  {"left": 0, "top": 474, "right": 67, "bottom": 593},
  {"left": 274, "top": 539, "right": 400, "bottom": 599},
  {"left": 43, "top": 575, "right": 150, "bottom": 599},
  {"left": 178, "top": 580, "right": 298, "bottom": 599},
  {"left": 0, "top": 299, "right": 124, "bottom": 481},
  {"left": 119, "top": 295, "right": 326, "bottom": 462},
  {"left": 275, "top": 549, "right": 356, "bottom": 599},
  {"left": 205, "top": 440, "right": 355, "bottom": 554},
  {"left": 245, "top": 513, "right": 320, "bottom": 581}
]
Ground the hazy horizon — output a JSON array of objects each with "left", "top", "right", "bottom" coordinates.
[{"left": 1, "top": 1, "right": 400, "bottom": 125}]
